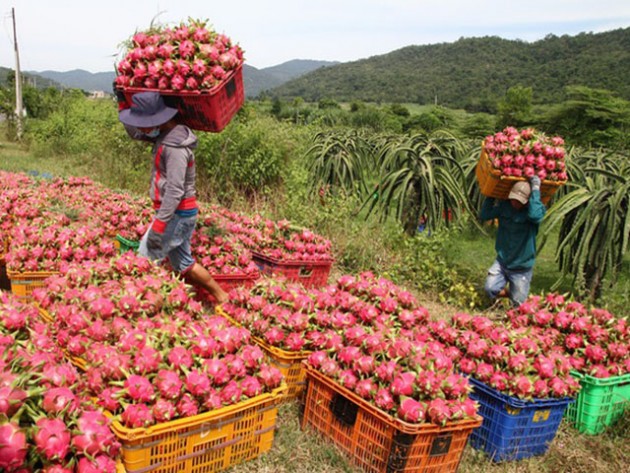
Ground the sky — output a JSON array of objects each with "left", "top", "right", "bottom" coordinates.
[{"left": 1, "top": 0, "right": 630, "bottom": 73}]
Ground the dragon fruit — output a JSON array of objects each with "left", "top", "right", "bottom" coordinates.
[
  {"left": 398, "top": 398, "right": 425, "bottom": 423},
  {"left": 484, "top": 128, "right": 567, "bottom": 182},
  {"left": 33, "top": 418, "right": 71, "bottom": 461},
  {"left": 0, "top": 421, "right": 27, "bottom": 470}
]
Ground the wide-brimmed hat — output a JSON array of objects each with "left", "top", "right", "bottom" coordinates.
[
  {"left": 118, "top": 92, "right": 178, "bottom": 128},
  {"left": 508, "top": 181, "right": 531, "bottom": 205}
]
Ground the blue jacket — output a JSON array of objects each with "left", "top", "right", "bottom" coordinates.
[{"left": 479, "top": 190, "right": 546, "bottom": 270}]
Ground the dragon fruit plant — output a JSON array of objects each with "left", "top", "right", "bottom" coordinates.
[
  {"left": 483, "top": 127, "right": 567, "bottom": 182},
  {"left": 430, "top": 313, "right": 581, "bottom": 400},
  {"left": 115, "top": 18, "right": 244, "bottom": 91},
  {"left": 0, "top": 292, "right": 121, "bottom": 473},
  {"left": 508, "top": 293, "right": 630, "bottom": 379}
]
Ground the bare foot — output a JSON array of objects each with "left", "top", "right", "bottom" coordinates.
[{"left": 214, "top": 290, "right": 229, "bottom": 305}]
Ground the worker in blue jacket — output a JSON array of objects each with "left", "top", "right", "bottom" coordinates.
[{"left": 479, "top": 176, "right": 545, "bottom": 307}]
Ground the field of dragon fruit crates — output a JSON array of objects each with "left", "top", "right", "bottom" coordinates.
[{"left": 0, "top": 169, "right": 629, "bottom": 473}]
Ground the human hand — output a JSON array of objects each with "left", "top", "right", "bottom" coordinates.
[
  {"left": 147, "top": 229, "right": 163, "bottom": 251},
  {"left": 529, "top": 175, "right": 541, "bottom": 192}
]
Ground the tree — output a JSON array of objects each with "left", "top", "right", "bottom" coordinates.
[
  {"left": 541, "top": 85, "right": 630, "bottom": 148},
  {"left": 496, "top": 85, "right": 533, "bottom": 128},
  {"left": 271, "top": 97, "right": 283, "bottom": 117}
]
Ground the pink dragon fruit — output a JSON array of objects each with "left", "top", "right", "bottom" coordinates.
[
  {"left": 398, "top": 398, "right": 425, "bottom": 423},
  {"left": 390, "top": 372, "right": 416, "bottom": 397},
  {"left": 33, "top": 418, "right": 71, "bottom": 461},
  {"left": 124, "top": 375, "right": 155, "bottom": 403},
  {"left": 427, "top": 398, "right": 452, "bottom": 425},
  {"left": 155, "top": 369, "right": 183, "bottom": 400},
  {"left": 337, "top": 370, "right": 359, "bottom": 390},
  {"left": 0, "top": 422, "right": 27, "bottom": 470},
  {"left": 121, "top": 403, "right": 154, "bottom": 428}
]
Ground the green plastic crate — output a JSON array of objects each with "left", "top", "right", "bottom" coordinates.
[
  {"left": 565, "top": 371, "right": 630, "bottom": 435},
  {"left": 115, "top": 234, "right": 140, "bottom": 253}
]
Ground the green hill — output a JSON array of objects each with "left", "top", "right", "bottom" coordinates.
[
  {"left": 269, "top": 28, "right": 630, "bottom": 109},
  {"left": 0, "top": 67, "right": 60, "bottom": 89}
]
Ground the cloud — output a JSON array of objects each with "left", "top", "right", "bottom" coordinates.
[{"left": 2, "top": 0, "right": 629, "bottom": 72}]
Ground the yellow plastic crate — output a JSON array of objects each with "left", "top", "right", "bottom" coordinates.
[
  {"left": 112, "top": 386, "right": 286, "bottom": 473},
  {"left": 475, "top": 147, "right": 564, "bottom": 206},
  {"left": 7, "top": 270, "right": 57, "bottom": 302},
  {"left": 39, "top": 308, "right": 89, "bottom": 370},
  {"left": 217, "top": 306, "right": 310, "bottom": 401}
]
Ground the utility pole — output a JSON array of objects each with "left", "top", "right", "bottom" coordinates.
[{"left": 12, "top": 7, "right": 23, "bottom": 140}]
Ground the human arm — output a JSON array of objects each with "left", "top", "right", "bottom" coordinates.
[
  {"left": 527, "top": 176, "right": 546, "bottom": 223},
  {"left": 480, "top": 197, "right": 499, "bottom": 221}
]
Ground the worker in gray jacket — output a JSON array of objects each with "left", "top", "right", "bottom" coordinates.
[{"left": 119, "top": 92, "right": 228, "bottom": 304}]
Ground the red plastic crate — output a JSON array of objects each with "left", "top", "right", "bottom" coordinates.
[
  {"left": 252, "top": 252, "right": 332, "bottom": 288},
  {"left": 194, "top": 271, "right": 260, "bottom": 304},
  {"left": 115, "top": 65, "right": 244, "bottom": 132}
]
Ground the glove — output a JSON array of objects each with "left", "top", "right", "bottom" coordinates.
[
  {"left": 146, "top": 229, "right": 163, "bottom": 252},
  {"left": 530, "top": 175, "right": 541, "bottom": 192}
]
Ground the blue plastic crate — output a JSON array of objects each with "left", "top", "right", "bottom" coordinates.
[{"left": 468, "top": 377, "right": 574, "bottom": 462}]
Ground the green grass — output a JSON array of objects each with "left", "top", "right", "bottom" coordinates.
[
  {"left": 225, "top": 402, "right": 629, "bottom": 473},
  {"left": 0, "top": 141, "right": 100, "bottom": 183}
]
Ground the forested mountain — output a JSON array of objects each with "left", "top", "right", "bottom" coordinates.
[
  {"left": 244, "top": 60, "right": 338, "bottom": 97},
  {"left": 27, "top": 69, "right": 116, "bottom": 93},
  {"left": 26, "top": 60, "right": 337, "bottom": 96},
  {"left": 269, "top": 28, "right": 630, "bottom": 109},
  {"left": 0, "top": 67, "right": 60, "bottom": 89}
]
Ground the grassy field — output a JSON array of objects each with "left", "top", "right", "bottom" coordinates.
[{"left": 1, "top": 140, "right": 628, "bottom": 473}]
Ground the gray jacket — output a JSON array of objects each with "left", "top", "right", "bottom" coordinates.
[{"left": 149, "top": 125, "right": 198, "bottom": 233}]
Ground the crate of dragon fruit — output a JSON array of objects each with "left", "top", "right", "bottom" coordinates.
[
  {"left": 467, "top": 377, "right": 574, "bottom": 461},
  {"left": 194, "top": 271, "right": 261, "bottom": 304},
  {"left": 565, "top": 371, "right": 630, "bottom": 435},
  {"left": 301, "top": 367, "right": 482, "bottom": 473},
  {"left": 252, "top": 252, "right": 333, "bottom": 288},
  {"left": 111, "top": 385, "right": 286, "bottom": 473},
  {"left": 114, "top": 19, "right": 245, "bottom": 133},
  {"left": 217, "top": 305, "right": 309, "bottom": 401},
  {"left": 7, "top": 270, "right": 58, "bottom": 302},
  {"left": 476, "top": 128, "right": 568, "bottom": 206}
]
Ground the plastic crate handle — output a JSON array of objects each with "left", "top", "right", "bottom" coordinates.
[
  {"left": 330, "top": 393, "right": 359, "bottom": 427},
  {"left": 225, "top": 76, "right": 236, "bottom": 98},
  {"left": 299, "top": 266, "right": 314, "bottom": 278},
  {"left": 429, "top": 433, "right": 453, "bottom": 456}
]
